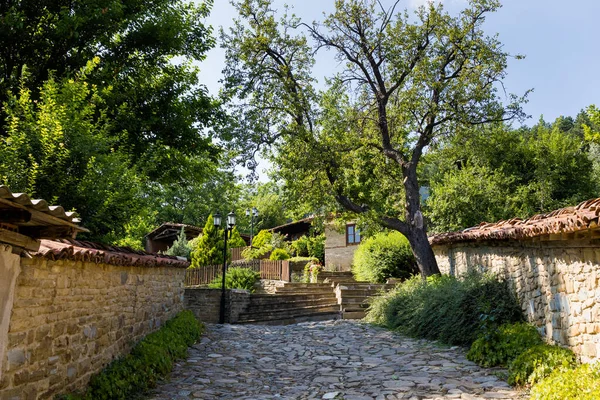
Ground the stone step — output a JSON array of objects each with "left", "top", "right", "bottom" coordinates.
[
  {"left": 237, "top": 304, "right": 341, "bottom": 322},
  {"left": 278, "top": 283, "right": 333, "bottom": 289},
  {"left": 342, "top": 310, "right": 366, "bottom": 320},
  {"left": 246, "top": 298, "right": 340, "bottom": 312},
  {"left": 337, "top": 283, "right": 395, "bottom": 290},
  {"left": 336, "top": 287, "right": 387, "bottom": 295},
  {"left": 338, "top": 296, "right": 372, "bottom": 306},
  {"left": 275, "top": 287, "right": 333, "bottom": 294},
  {"left": 250, "top": 293, "right": 336, "bottom": 303},
  {"left": 237, "top": 311, "right": 341, "bottom": 325}
]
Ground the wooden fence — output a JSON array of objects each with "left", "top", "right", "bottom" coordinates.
[
  {"left": 184, "top": 259, "right": 290, "bottom": 286},
  {"left": 230, "top": 246, "right": 248, "bottom": 261}
]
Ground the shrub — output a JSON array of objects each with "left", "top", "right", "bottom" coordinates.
[
  {"left": 208, "top": 267, "right": 260, "bottom": 292},
  {"left": 242, "top": 244, "right": 273, "bottom": 260},
  {"left": 291, "top": 235, "right": 310, "bottom": 256},
  {"left": 303, "top": 262, "right": 322, "bottom": 283},
  {"left": 467, "top": 322, "right": 543, "bottom": 367},
  {"left": 164, "top": 227, "right": 191, "bottom": 259},
  {"left": 365, "top": 271, "right": 523, "bottom": 346},
  {"left": 270, "top": 248, "right": 291, "bottom": 260},
  {"left": 63, "top": 311, "right": 203, "bottom": 400},
  {"left": 307, "top": 234, "right": 325, "bottom": 264},
  {"left": 530, "top": 362, "right": 600, "bottom": 400},
  {"left": 252, "top": 229, "right": 272, "bottom": 248},
  {"left": 508, "top": 344, "right": 577, "bottom": 386},
  {"left": 352, "top": 231, "right": 417, "bottom": 283}
]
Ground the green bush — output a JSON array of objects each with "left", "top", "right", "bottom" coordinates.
[
  {"left": 530, "top": 362, "right": 600, "bottom": 400},
  {"left": 352, "top": 231, "right": 417, "bottom": 283},
  {"left": 307, "top": 234, "right": 325, "bottom": 264},
  {"left": 63, "top": 311, "right": 203, "bottom": 400},
  {"left": 291, "top": 235, "right": 310, "bottom": 256},
  {"left": 365, "top": 272, "right": 523, "bottom": 346},
  {"left": 270, "top": 248, "right": 291, "bottom": 260},
  {"left": 508, "top": 344, "right": 577, "bottom": 386},
  {"left": 467, "top": 322, "right": 543, "bottom": 367},
  {"left": 208, "top": 267, "right": 260, "bottom": 292},
  {"left": 252, "top": 229, "right": 272, "bottom": 248}
]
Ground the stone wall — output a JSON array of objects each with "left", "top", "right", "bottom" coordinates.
[
  {"left": 0, "top": 256, "right": 185, "bottom": 400},
  {"left": 324, "top": 225, "right": 357, "bottom": 271},
  {"left": 185, "top": 288, "right": 251, "bottom": 323},
  {"left": 255, "top": 279, "right": 286, "bottom": 294},
  {"left": 433, "top": 239, "right": 600, "bottom": 362}
]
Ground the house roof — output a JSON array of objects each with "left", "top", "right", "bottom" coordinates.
[
  {"left": 146, "top": 222, "right": 203, "bottom": 241},
  {"left": 429, "top": 197, "right": 600, "bottom": 246},
  {"left": 0, "top": 186, "right": 88, "bottom": 251},
  {"left": 269, "top": 216, "right": 315, "bottom": 232},
  {"left": 34, "top": 239, "right": 189, "bottom": 268}
]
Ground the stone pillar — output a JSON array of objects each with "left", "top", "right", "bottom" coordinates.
[{"left": 0, "top": 244, "right": 21, "bottom": 383}]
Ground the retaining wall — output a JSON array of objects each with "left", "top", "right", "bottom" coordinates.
[
  {"left": 433, "top": 239, "right": 600, "bottom": 362},
  {"left": 0, "top": 247, "right": 185, "bottom": 400},
  {"left": 185, "top": 288, "right": 250, "bottom": 323}
]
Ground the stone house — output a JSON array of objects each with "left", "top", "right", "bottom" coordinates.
[
  {"left": 429, "top": 197, "right": 600, "bottom": 362},
  {"left": 271, "top": 217, "right": 363, "bottom": 271}
]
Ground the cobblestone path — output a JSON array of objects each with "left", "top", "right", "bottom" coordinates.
[{"left": 148, "top": 320, "right": 526, "bottom": 400}]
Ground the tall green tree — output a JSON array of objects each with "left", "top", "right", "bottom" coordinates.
[
  {"left": 221, "top": 0, "right": 526, "bottom": 276},
  {"left": 0, "top": 0, "right": 220, "bottom": 183},
  {"left": 423, "top": 118, "right": 597, "bottom": 232},
  {"left": 191, "top": 214, "right": 224, "bottom": 267}
]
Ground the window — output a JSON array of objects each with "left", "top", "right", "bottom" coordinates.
[{"left": 346, "top": 224, "right": 361, "bottom": 245}]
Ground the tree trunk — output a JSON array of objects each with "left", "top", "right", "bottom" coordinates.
[
  {"left": 407, "top": 226, "right": 440, "bottom": 277},
  {"left": 403, "top": 164, "right": 441, "bottom": 277}
]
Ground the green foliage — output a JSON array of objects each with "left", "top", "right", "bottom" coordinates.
[
  {"left": 222, "top": 0, "right": 526, "bottom": 277},
  {"left": 164, "top": 227, "right": 192, "bottom": 259},
  {"left": 228, "top": 226, "right": 247, "bottom": 249},
  {"left": 467, "top": 323, "right": 543, "bottom": 367},
  {"left": 352, "top": 231, "right": 417, "bottom": 283},
  {"left": 191, "top": 215, "right": 224, "bottom": 267},
  {"left": 530, "top": 362, "right": 600, "bottom": 400},
  {"left": 291, "top": 234, "right": 325, "bottom": 263},
  {"left": 208, "top": 267, "right": 260, "bottom": 292},
  {"left": 62, "top": 311, "right": 203, "bottom": 400},
  {"left": 303, "top": 262, "right": 322, "bottom": 283},
  {"left": 307, "top": 234, "right": 325, "bottom": 264},
  {"left": 270, "top": 248, "right": 291, "bottom": 260},
  {"left": 365, "top": 272, "right": 523, "bottom": 346},
  {"left": 292, "top": 235, "right": 310, "bottom": 257},
  {"left": 424, "top": 119, "right": 597, "bottom": 232},
  {"left": 508, "top": 344, "right": 577, "bottom": 386},
  {"left": 252, "top": 229, "right": 273, "bottom": 248}
]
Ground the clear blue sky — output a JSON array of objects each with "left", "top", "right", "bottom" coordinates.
[{"left": 199, "top": 0, "right": 599, "bottom": 123}]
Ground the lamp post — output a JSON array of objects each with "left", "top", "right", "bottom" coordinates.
[
  {"left": 215, "top": 211, "right": 236, "bottom": 324},
  {"left": 245, "top": 207, "right": 258, "bottom": 246}
]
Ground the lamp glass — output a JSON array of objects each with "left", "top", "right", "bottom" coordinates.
[
  {"left": 252, "top": 207, "right": 258, "bottom": 216},
  {"left": 227, "top": 211, "right": 236, "bottom": 228},
  {"left": 213, "top": 212, "right": 222, "bottom": 227},
  {"left": 245, "top": 209, "right": 250, "bottom": 217}
]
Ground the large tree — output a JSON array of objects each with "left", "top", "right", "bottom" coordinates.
[{"left": 221, "top": 0, "right": 526, "bottom": 276}]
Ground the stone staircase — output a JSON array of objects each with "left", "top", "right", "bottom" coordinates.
[
  {"left": 236, "top": 283, "right": 341, "bottom": 325},
  {"left": 236, "top": 273, "right": 396, "bottom": 324},
  {"left": 320, "top": 271, "right": 395, "bottom": 320}
]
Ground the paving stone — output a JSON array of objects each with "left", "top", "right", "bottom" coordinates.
[{"left": 147, "top": 320, "right": 528, "bottom": 400}]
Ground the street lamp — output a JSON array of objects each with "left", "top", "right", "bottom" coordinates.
[
  {"left": 245, "top": 206, "right": 258, "bottom": 246},
  {"left": 215, "top": 211, "right": 236, "bottom": 324}
]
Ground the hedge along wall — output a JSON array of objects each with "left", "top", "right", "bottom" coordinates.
[
  {"left": 433, "top": 239, "right": 600, "bottom": 362},
  {"left": 0, "top": 245, "right": 186, "bottom": 400}
]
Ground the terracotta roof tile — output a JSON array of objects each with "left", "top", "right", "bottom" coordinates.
[
  {"left": 34, "top": 239, "right": 189, "bottom": 268},
  {"left": 429, "top": 198, "right": 600, "bottom": 245}
]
